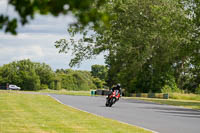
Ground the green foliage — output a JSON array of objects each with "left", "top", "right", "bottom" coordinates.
[
  {"left": 0, "top": 60, "right": 106, "bottom": 91},
  {"left": 0, "top": 59, "right": 54, "bottom": 90},
  {"left": 56, "top": 69, "right": 97, "bottom": 91},
  {"left": 195, "top": 85, "right": 200, "bottom": 94},
  {"left": 161, "top": 74, "right": 182, "bottom": 93},
  {"left": 92, "top": 77, "right": 104, "bottom": 89},
  {"left": 34, "top": 63, "right": 54, "bottom": 87},
  {"left": 161, "top": 85, "right": 173, "bottom": 94},
  {"left": 91, "top": 65, "right": 108, "bottom": 81},
  {"left": 0, "top": 0, "right": 107, "bottom": 35},
  {"left": 40, "top": 84, "right": 49, "bottom": 90},
  {"left": 54, "top": 80, "right": 62, "bottom": 90},
  {"left": 22, "top": 70, "right": 41, "bottom": 91},
  {"left": 49, "top": 81, "right": 55, "bottom": 90},
  {"left": 56, "top": 0, "right": 200, "bottom": 93},
  {"left": 159, "top": 74, "right": 181, "bottom": 93},
  {"left": 52, "top": 75, "right": 62, "bottom": 90}
]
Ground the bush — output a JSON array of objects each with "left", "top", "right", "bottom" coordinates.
[
  {"left": 40, "top": 84, "right": 49, "bottom": 90},
  {"left": 161, "top": 85, "right": 182, "bottom": 93},
  {"left": 49, "top": 82, "right": 55, "bottom": 89},
  {"left": 58, "top": 72, "right": 90, "bottom": 91},
  {"left": 161, "top": 74, "right": 182, "bottom": 93},
  {"left": 92, "top": 77, "right": 104, "bottom": 89},
  {"left": 195, "top": 84, "right": 200, "bottom": 94},
  {"left": 0, "top": 59, "right": 54, "bottom": 91},
  {"left": 161, "top": 85, "right": 172, "bottom": 93},
  {"left": 54, "top": 80, "right": 62, "bottom": 90}
]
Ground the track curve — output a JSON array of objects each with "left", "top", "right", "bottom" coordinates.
[{"left": 49, "top": 94, "right": 200, "bottom": 133}]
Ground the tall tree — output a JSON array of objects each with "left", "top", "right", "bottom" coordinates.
[
  {"left": 91, "top": 65, "right": 107, "bottom": 81},
  {"left": 56, "top": 0, "right": 198, "bottom": 93},
  {"left": 0, "top": 59, "right": 55, "bottom": 90}
]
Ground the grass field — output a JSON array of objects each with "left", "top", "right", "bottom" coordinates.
[
  {"left": 38, "top": 89, "right": 91, "bottom": 96},
  {"left": 0, "top": 91, "right": 152, "bottom": 133},
  {"left": 130, "top": 97, "right": 200, "bottom": 110},
  {"left": 169, "top": 93, "right": 200, "bottom": 101}
]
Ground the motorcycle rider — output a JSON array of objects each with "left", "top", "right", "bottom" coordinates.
[{"left": 107, "top": 83, "right": 122, "bottom": 99}]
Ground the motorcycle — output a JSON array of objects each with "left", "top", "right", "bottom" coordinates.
[{"left": 105, "top": 90, "right": 120, "bottom": 107}]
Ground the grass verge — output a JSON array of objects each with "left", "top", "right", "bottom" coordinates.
[
  {"left": 0, "top": 89, "right": 91, "bottom": 96},
  {"left": 37, "top": 89, "right": 91, "bottom": 96},
  {"left": 169, "top": 93, "right": 200, "bottom": 101},
  {"left": 0, "top": 92, "right": 152, "bottom": 133},
  {"left": 129, "top": 97, "right": 200, "bottom": 110}
]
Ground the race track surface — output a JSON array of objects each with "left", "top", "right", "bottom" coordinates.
[{"left": 49, "top": 94, "right": 200, "bottom": 133}]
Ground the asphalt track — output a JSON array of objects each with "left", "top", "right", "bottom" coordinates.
[{"left": 49, "top": 94, "right": 200, "bottom": 133}]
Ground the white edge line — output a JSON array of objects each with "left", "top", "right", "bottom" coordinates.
[{"left": 47, "top": 94, "right": 159, "bottom": 133}]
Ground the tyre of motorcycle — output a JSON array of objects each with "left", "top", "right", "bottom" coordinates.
[
  {"left": 105, "top": 99, "right": 109, "bottom": 107},
  {"left": 105, "top": 97, "right": 111, "bottom": 107},
  {"left": 109, "top": 97, "right": 116, "bottom": 107}
]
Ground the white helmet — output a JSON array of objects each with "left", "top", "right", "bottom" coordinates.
[{"left": 117, "top": 83, "right": 121, "bottom": 87}]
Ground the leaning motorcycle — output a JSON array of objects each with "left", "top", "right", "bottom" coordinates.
[{"left": 105, "top": 90, "right": 120, "bottom": 107}]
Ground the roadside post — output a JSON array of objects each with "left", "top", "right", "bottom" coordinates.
[
  {"left": 163, "top": 93, "right": 169, "bottom": 99},
  {"left": 91, "top": 90, "right": 96, "bottom": 96}
]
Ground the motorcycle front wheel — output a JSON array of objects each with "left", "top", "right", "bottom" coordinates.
[{"left": 105, "top": 99, "right": 109, "bottom": 107}]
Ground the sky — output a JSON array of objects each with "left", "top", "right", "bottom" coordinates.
[{"left": 0, "top": 0, "right": 105, "bottom": 71}]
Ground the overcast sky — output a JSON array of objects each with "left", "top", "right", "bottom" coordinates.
[{"left": 0, "top": 0, "right": 105, "bottom": 71}]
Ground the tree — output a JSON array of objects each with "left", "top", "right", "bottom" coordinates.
[
  {"left": 0, "top": 59, "right": 55, "bottom": 90},
  {"left": 91, "top": 65, "right": 107, "bottom": 81},
  {"left": 56, "top": 0, "right": 198, "bottom": 93},
  {"left": 56, "top": 69, "right": 97, "bottom": 90},
  {"left": 92, "top": 77, "right": 104, "bottom": 89},
  {"left": 22, "top": 69, "right": 40, "bottom": 91},
  {"left": 0, "top": 0, "right": 107, "bottom": 35},
  {"left": 34, "top": 62, "right": 54, "bottom": 87}
]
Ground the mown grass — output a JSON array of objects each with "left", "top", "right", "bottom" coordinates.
[
  {"left": 130, "top": 97, "right": 200, "bottom": 110},
  {"left": 37, "top": 89, "right": 91, "bottom": 96},
  {"left": 0, "top": 92, "right": 152, "bottom": 133},
  {"left": 0, "top": 89, "right": 91, "bottom": 96},
  {"left": 169, "top": 93, "right": 200, "bottom": 101},
  {"left": 127, "top": 92, "right": 200, "bottom": 110}
]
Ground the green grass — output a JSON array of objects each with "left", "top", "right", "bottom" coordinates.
[
  {"left": 128, "top": 92, "right": 200, "bottom": 110},
  {"left": 0, "top": 89, "right": 91, "bottom": 96},
  {"left": 37, "top": 89, "right": 91, "bottom": 96},
  {"left": 0, "top": 92, "right": 152, "bottom": 133},
  {"left": 129, "top": 97, "right": 200, "bottom": 110},
  {"left": 169, "top": 93, "right": 200, "bottom": 101}
]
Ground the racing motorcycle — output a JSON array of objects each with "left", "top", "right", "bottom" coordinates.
[{"left": 105, "top": 90, "right": 120, "bottom": 107}]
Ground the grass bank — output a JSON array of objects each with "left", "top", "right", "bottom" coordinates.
[
  {"left": 0, "top": 92, "right": 152, "bottom": 133},
  {"left": 169, "top": 93, "right": 200, "bottom": 101},
  {"left": 130, "top": 97, "right": 200, "bottom": 110},
  {"left": 0, "top": 89, "right": 91, "bottom": 96},
  {"left": 126, "top": 92, "right": 200, "bottom": 110},
  {"left": 37, "top": 89, "right": 91, "bottom": 96}
]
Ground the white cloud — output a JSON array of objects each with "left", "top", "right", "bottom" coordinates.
[
  {"left": 0, "top": 30, "right": 106, "bottom": 70},
  {"left": 0, "top": 0, "right": 8, "bottom": 12},
  {"left": 0, "top": 45, "right": 43, "bottom": 61},
  {"left": 11, "top": 45, "right": 44, "bottom": 60},
  {"left": 0, "top": 2, "right": 105, "bottom": 71},
  {"left": 0, "top": 0, "right": 19, "bottom": 18}
]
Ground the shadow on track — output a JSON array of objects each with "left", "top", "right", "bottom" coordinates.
[{"left": 141, "top": 106, "right": 200, "bottom": 118}]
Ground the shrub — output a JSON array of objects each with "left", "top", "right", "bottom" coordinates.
[
  {"left": 92, "top": 77, "right": 104, "bottom": 89},
  {"left": 161, "top": 85, "right": 172, "bottom": 93},
  {"left": 195, "top": 84, "right": 200, "bottom": 94},
  {"left": 161, "top": 85, "right": 182, "bottom": 93},
  {"left": 40, "top": 84, "right": 49, "bottom": 90}
]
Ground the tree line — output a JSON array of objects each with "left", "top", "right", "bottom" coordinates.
[
  {"left": 55, "top": 0, "right": 200, "bottom": 94},
  {"left": 0, "top": 59, "right": 107, "bottom": 91},
  {"left": 1, "top": 0, "right": 199, "bottom": 94}
]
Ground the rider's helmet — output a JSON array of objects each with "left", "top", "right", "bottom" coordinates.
[{"left": 116, "top": 83, "right": 121, "bottom": 88}]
